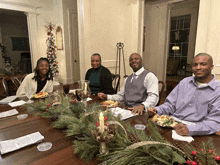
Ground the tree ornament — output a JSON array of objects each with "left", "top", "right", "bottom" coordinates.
[
  {"left": 46, "top": 109, "right": 48, "bottom": 111},
  {"left": 47, "top": 103, "right": 50, "bottom": 107}
]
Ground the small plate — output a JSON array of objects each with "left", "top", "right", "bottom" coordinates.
[
  {"left": 134, "top": 124, "right": 146, "bottom": 130},
  {"left": 17, "top": 114, "right": 28, "bottom": 120},
  {"left": 37, "top": 142, "right": 52, "bottom": 152}
]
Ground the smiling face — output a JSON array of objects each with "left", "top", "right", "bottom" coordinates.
[
  {"left": 37, "top": 60, "right": 49, "bottom": 77},
  {"left": 192, "top": 55, "right": 214, "bottom": 83},
  {"left": 129, "top": 53, "right": 142, "bottom": 72},
  {"left": 91, "top": 55, "right": 101, "bottom": 69}
]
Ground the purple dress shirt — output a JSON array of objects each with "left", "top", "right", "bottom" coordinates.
[{"left": 156, "top": 76, "right": 220, "bottom": 136}]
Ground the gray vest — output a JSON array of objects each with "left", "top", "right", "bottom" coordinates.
[{"left": 124, "top": 69, "right": 149, "bottom": 107}]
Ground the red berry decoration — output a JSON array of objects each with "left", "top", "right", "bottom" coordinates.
[
  {"left": 192, "top": 151, "right": 197, "bottom": 155},
  {"left": 104, "top": 123, "right": 107, "bottom": 126},
  {"left": 186, "top": 160, "right": 191, "bottom": 164},
  {"left": 46, "top": 109, "right": 48, "bottom": 111},
  {"left": 215, "top": 156, "right": 220, "bottom": 162},
  {"left": 191, "top": 161, "right": 197, "bottom": 165},
  {"left": 47, "top": 103, "right": 50, "bottom": 106},
  {"left": 208, "top": 149, "right": 213, "bottom": 154},
  {"left": 104, "top": 117, "right": 108, "bottom": 121}
]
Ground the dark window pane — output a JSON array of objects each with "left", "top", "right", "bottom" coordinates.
[
  {"left": 171, "top": 17, "right": 177, "bottom": 30},
  {"left": 184, "top": 15, "right": 191, "bottom": 28},
  {"left": 179, "top": 16, "right": 184, "bottom": 29},
  {"left": 182, "top": 43, "right": 188, "bottom": 56}
]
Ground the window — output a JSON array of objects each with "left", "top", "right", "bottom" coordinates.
[{"left": 168, "top": 14, "right": 191, "bottom": 69}]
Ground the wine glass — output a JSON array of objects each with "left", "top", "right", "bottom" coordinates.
[
  {"left": 25, "top": 86, "right": 34, "bottom": 104},
  {"left": 63, "top": 84, "right": 70, "bottom": 98}
]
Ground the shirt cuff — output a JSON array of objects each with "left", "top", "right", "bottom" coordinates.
[{"left": 155, "top": 107, "right": 162, "bottom": 116}]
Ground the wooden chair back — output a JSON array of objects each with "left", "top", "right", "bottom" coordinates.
[
  {"left": 112, "top": 74, "right": 120, "bottom": 94},
  {"left": 157, "top": 81, "right": 165, "bottom": 106}
]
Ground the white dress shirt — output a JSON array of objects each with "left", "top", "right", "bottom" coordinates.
[{"left": 107, "top": 67, "right": 159, "bottom": 110}]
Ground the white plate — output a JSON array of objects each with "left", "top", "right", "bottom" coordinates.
[
  {"left": 134, "top": 124, "right": 146, "bottom": 130},
  {"left": 37, "top": 142, "right": 52, "bottom": 152}
]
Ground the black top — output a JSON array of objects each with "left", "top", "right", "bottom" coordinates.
[
  {"left": 37, "top": 79, "right": 47, "bottom": 93},
  {"left": 85, "top": 65, "right": 115, "bottom": 94}
]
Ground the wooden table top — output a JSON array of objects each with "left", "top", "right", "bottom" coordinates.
[{"left": 0, "top": 94, "right": 220, "bottom": 165}]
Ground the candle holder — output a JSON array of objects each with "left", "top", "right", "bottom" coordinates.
[
  {"left": 77, "top": 80, "right": 91, "bottom": 106},
  {"left": 92, "top": 124, "right": 117, "bottom": 155},
  {"left": 100, "top": 142, "right": 108, "bottom": 155}
]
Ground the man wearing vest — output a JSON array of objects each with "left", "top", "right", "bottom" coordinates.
[{"left": 98, "top": 53, "right": 159, "bottom": 115}]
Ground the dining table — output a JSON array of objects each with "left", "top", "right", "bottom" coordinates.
[{"left": 0, "top": 87, "right": 220, "bottom": 165}]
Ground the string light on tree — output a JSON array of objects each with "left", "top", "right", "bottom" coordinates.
[{"left": 45, "top": 22, "right": 59, "bottom": 77}]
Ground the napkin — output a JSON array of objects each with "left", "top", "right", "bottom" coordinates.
[
  {"left": 0, "top": 132, "right": 44, "bottom": 154},
  {"left": 110, "top": 107, "right": 137, "bottom": 120},
  {"left": 0, "top": 109, "right": 19, "bottom": 118},
  {"left": 8, "top": 100, "right": 26, "bottom": 107},
  {"left": 0, "top": 96, "right": 17, "bottom": 104},
  {"left": 172, "top": 130, "right": 194, "bottom": 143},
  {"left": 69, "top": 89, "right": 76, "bottom": 95}
]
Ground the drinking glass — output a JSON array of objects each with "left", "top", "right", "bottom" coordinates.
[
  {"left": 25, "top": 86, "right": 34, "bottom": 104},
  {"left": 77, "top": 80, "right": 91, "bottom": 106},
  {"left": 63, "top": 84, "right": 70, "bottom": 98}
]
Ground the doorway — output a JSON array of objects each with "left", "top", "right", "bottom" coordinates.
[
  {"left": 0, "top": 8, "right": 31, "bottom": 74},
  {"left": 166, "top": 0, "right": 199, "bottom": 95}
]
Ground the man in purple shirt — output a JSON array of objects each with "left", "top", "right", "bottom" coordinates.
[{"left": 148, "top": 53, "right": 220, "bottom": 136}]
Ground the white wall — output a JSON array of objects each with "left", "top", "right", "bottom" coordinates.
[{"left": 78, "top": 0, "right": 144, "bottom": 87}]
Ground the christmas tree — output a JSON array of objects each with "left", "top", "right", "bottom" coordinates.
[{"left": 45, "top": 22, "right": 59, "bottom": 78}]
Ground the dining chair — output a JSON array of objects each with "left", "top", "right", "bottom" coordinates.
[
  {"left": 112, "top": 74, "right": 120, "bottom": 94},
  {"left": 2, "top": 77, "right": 16, "bottom": 96},
  {"left": 157, "top": 81, "right": 165, "bottom": 106}
]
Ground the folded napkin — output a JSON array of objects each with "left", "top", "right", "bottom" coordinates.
[
  {"left": 0, "top": 132, "right": 44, "bottom": 154},
  {"left": 170, "top": 116, "right": 196, "bottom": 125},
  {"left": 8, "top": 100, "right": 26, "bottom": 107},
  {"left": 0, "top": 109, "right": 19, "bottom": 118},
  {"left": 110, "top": 107, "right": 137, "bottom": 120},
  {"left": 0, "top": 96, "right": 17, "bottom": 104},
  {"left": 172, "top": 130, "right": 194, "bottom": 143}
]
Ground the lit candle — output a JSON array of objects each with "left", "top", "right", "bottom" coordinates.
[
  {"left": 99, "top": 112, "right": 104, "bottom": 133},
  {"left": 84, "top": 82, "right": 87, "bottom": 95}
]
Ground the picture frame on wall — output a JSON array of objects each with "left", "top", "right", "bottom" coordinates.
[
  {"left": 11, "top": 37, "right": 30, "bottom": 51},
  {"left": 56, "top": 26, "right": 63, "bottom": 50}
]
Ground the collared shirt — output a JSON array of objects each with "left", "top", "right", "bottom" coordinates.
[
  {"left": 107, "top": 67, "right": 159, "bottom": 110},
  {"left": 156, "top": 75, "right": 220, "bottom": 136}
]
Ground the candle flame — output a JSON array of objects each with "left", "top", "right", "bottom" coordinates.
[{"left": 100, "top": 112, "right": 103, "bottom": 116}]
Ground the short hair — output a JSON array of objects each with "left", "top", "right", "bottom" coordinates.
[
  {"left": 129, "top": 53, "right": 142, "bottom": 61},
  {"left": 91, "top": 53, "right": 101, "bottom": 61},
  {"left": 194, "top": 53, "right": 213, "bottom": 65}
]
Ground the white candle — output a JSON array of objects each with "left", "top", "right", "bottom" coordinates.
[
  {"left": 84, "top": 82, "right": 87, "bottom": 95},
  {"left": 99, "top": 112, "right": 104, "bottom": 133}
]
